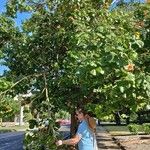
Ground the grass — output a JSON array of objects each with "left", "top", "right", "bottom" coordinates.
[
  {"left": 103, "top": 125, "right": 131, "bottom": 136},
  {"left": 102, "top": 124, "right": 147, "bottom": 136},
  {"left": 0, "top": 124, "right": 28, "bottom": 133}
]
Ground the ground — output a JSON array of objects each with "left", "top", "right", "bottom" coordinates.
[
  {"left": 103, "top": 124, "right": 150, "bottom": 150},
  {"left": 114, "top": 134, "right": 150, "bottom": 150}
]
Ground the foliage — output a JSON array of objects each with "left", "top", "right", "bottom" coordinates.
[
  {"left": 128, "top": 123, "right": 140, "bottom": 134},
  {"left": 0, "top": 95, "right": 20, "bottom": 122},
  {"left": 23, "top": 105, "right": 33, "bottom": 122},
  {"left": 55, "top": 110, "right": 70, "bottom": 120},
  {"left": 143, "top": 123, "right": 150, "bottom": 134},
  {"left": 0, "top": 0, "right": 150, "bottom": 149},
  {"left": 0, "top": 14, "right": 17, "bottom": 53},
  {"left": 128, "top": 123, "right": 150, "bottom": 135},
  {"left": 24, "top": 117, "right": 60, "bottom": 150},
  {"left": 0, "top": 77, "right": 12, "bottom": 92},
  {"left": 93, "top": 4, "right": 150, "bottom": 118}
]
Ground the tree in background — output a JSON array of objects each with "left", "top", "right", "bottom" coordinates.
[{"left": 0, "top": 95, "right": 19, "bottom": 125}]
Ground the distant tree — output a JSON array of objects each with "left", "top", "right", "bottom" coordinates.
[{"left": 0, "top": 95, "right": 19, "bottom": 125}]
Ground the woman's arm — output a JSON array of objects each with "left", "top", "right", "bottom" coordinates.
[{"left": 56, "top": 134, "right": 81, "bottom": 146}]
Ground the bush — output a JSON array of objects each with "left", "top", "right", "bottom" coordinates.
[
  {"left": 142, "top": 123, "right": 150, "bottom": 134},
  {"left": 128, "top": 124, "right": 140, "bottom": 134},
  {"left": 128, "top": 123, "right": 150, "bottom": 135}
]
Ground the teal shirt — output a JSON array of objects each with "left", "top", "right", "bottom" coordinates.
[{"left": 76, "top": 120, "right": 94, "bottom": 150}]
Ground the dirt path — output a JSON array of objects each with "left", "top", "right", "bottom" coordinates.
[
  {"left": 96, "top": 126, "right": 121, "bottom": 150},
  {"left": 96, "top": 125, "right": 150, "bottom": 150}
]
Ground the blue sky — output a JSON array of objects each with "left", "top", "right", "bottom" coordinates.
[
  {"left": 0, "top": 0, "right": 6, "bottom": 12},
  {"left": 0, "top": 0, "right": 31, "bottom": 75}
]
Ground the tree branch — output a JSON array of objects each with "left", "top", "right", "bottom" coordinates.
[{"left": 0, "top": 73, "right": 43, "bottom": 97}]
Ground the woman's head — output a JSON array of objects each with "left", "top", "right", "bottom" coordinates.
[
  {"left": 76, "top": 106, "right": 96, "bottom": 132},
  {"left": 75, "top": 107, "right": 87, "bottom": 121}
]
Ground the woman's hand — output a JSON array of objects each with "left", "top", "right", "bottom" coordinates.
[
  {"left": 56, "top": 135, "right": 80, "bottom": 146},
  {"left": 56, "top": 140, "right": 63, "bottom": 146}
]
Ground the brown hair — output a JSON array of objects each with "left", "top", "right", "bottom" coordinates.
[
  {"left": 76, "top": 107, "right": 87, "bottom": 115},
  {"left": 76, "top": 107, "right": 96, "bottom": 133}
]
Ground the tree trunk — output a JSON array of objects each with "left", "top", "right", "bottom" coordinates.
[
  {"left": 126, "top": 108, "right": 130, "bottom": 125},
  {"left": 97, "top": 120, "right": 100, "bottom": 126},
  {"left": 19, "top": 106, "right": 24, "bottom": 126},
  {"left": 137, "top": 113, "right": 142, "bottom": 124},
  {"left": 14, "top": 115, "right": 18, "bottom": 125},
  {"left": 70, "top": 112, "right": 77, "bottom": 136},
  {"left": 70, "top": 112, "right": 78, "bottom": 150},
  {"left": 126, "top": 117, "right": 130, "bottom": 125},
  {"left": 114, "top": 112, "right": 121, "bottom": 125},
  {"left": 0, "top": 118, "right": 2, "bottom": 126}
]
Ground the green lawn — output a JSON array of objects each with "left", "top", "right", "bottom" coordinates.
[
  {"left": 0, "top": 124, "right": 28, "bottom": 133},
  {"left": 104, "top": 125, "right": 131, "bottom": 136}
]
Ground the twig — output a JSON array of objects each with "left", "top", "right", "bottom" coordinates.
[{"left": 43, "top": 72, "right": 51, "bottom": 118}]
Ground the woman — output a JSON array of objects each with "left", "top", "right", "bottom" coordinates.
[{"left": 56, "top": 108, "right": 97, "bottom": 150}]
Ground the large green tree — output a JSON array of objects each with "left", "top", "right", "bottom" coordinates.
[{"left": 1, "top": 0, "right": 150, "bottom": 149}]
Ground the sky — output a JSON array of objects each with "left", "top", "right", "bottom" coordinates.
[{"left": 0, "top": 0, "right": 31, "bottom": 75}]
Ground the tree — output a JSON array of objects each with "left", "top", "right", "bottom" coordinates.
[
  {"left": 0, "top": 95, "right": 19, "bottom": 125},
  {"left": 1, "top": 0, "right": 150, "bottom": 149}
]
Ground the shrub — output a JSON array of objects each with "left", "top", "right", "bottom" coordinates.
[
  {"left": 142, "top": 123, "right": 150, "bottom": 134},
  {"left": 128, "top": 124, "right": 140, "bottom": 134}
]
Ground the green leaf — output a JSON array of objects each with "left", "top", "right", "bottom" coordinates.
[
  {"left": 135, "top": 40, "right": 144, "bottom": 48},
  {"left": 123, "top": 93, "right": 127, "bottom": 98},
  {"left": 119, "top": 86, "right": 124, "bottom": 93},
  {"left": 90, "top": 69, "right": 96, "bottom": 76},
  {"left": 90, "top": 62, "right": 97, "bottom": 67},
  {"left": 96, "top": 67, "right": 104, "bottom": 74}
]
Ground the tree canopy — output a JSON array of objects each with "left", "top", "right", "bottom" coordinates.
[{"left": 0, "top": 0, "right": 150, "bottom": 149}]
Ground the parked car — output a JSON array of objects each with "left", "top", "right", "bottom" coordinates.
[{"left": 56, "top": 119, "right": 71, "bottom": 126}]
